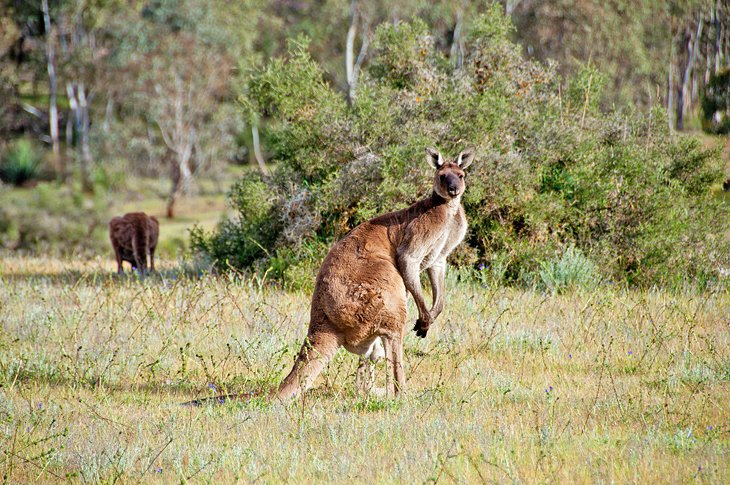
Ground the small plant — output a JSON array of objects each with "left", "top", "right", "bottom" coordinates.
[
  {"left": 539, "top": 245, "right": 600, "bottom": 293},
  {"left": 0, "top": 139, "right": 42, "bottom": 186}
]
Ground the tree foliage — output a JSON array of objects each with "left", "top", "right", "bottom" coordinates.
[{"left": 193, "top": 9, "right": 727, "bottom": 289}]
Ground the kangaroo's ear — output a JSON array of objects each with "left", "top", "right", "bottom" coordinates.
[
  {"left": 426, "top": 147, "right": 444, "bottom": 169},
  {"left": 456, "top": 148, "right": 475, "bottom": 169}
]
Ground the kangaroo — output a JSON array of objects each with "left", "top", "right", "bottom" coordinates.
[
  {"left": 187, "top": 147, "right": 474, "bottom": 406},
  {"left": 109, "top": 212, "right": 159, "bottom": 275},
  {"left": 270, "top": 147, "right": 473, "bottom": 402}
]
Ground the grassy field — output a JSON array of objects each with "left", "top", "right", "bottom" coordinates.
[{"left": 0, "top": 255, "right": 728, "bottom": 483}]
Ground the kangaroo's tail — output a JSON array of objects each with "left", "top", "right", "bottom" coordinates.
[
  {"left": 181, "top": 328, "right": 339, "bottom": 406},
  {"left": 181, "top": 390, "right": 258, "bottom": 407}
]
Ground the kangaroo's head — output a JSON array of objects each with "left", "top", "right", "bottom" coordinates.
[{"left": 426, "top": 147, "right": 475, "bottom": 200}]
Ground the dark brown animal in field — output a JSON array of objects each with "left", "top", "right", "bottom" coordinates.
[{"left": 109, "top": 212, "right": 159, "bottom": 274}]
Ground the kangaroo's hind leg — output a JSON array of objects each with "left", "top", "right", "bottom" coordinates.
[
  {"left": 272, "top": 330, "right": 340, "bottom": 403},
  {"left": 381, "top": 334, "right": 406, "bottom": 398}
]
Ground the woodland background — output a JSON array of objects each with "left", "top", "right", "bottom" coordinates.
[{"left": 1, "top": 0, "right": 728, "bottom": 289}]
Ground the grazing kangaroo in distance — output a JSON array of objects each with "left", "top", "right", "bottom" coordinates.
[
  {"left": 189, "top": 147, "right": 474, "bottom": 406},
  {"left": 109, "top": 212, "right": 159, "bottom": 275}
]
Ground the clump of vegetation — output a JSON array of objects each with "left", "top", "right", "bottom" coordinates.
[
  {"left": 539, "top": 245, "right": 600, "bottom": 293},
  {"left": 0, "top": 182, "right": 109, "bottom": 254},
  {"left": 193, "top": 9, "right": 727, "bottom": 289},
  {"left": 0, "top": 139, "right": 42, "bottom": 186},
  {"left": 701, "top": 68, "right": 730, "bottom": 134}
]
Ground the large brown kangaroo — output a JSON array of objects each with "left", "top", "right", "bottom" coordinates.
[
  {"left": 272, "top": 147, "right": 474, "bottom": 402},
  {"left": 186, "top": 148, "right": 474, "bottom": 406}
]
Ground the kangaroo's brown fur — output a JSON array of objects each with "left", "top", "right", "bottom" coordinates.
[
  {"left": 270, "top": 148, "right": 474, "bottom": 402},
  {"left": 109, "top": 212, "right": 159, "bottom": 274},
  {"left": 184, "top": 148, "right": 475, "bottom": 406}
]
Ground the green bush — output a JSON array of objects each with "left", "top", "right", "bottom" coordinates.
[
  {"left": 0, "top": 139, "right": 42, "bottom": 186},
  {"left": 539, "top": 246, "right": 600, "bottom": 293},
  {"left": 193, "top": 9, "right": 728, "bottom": 289}
]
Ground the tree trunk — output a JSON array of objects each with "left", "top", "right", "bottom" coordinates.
[
  {"left": 450, "top": 11, "right": 464, "bottom": 69},
  {"left": 165, "top": 125, "right": 195, "bottom": 219},
  {"left": 166, "top": 152, "right": 193, "bottom": 219},
  {"left": 251, "top": 125, "right": 268, "bottom": 175},
  {"left": 78, "top": 82, "right": 94, "bottom": 192},
  {"left": 346, "top": 0, "right": 358, "bottom": 103},
  {"left": 42, "top": 0, "right": 61, "bottom": 174},
  {"left": 167, "top": 161, "right": 182, "bottom": 219},
  {"left": 715, "top": 0, "right": 722, "bottom": 73},
  {"left": 675, "top": 21, "right": 700, "bottom": 131},
  {"left": 668, "top": 37, "right": 675, "bottom": 131},
  {"left": 67, "top": 81, "right": 93, "bottom": 191}
]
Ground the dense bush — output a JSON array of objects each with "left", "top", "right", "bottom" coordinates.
[
  {"left": 193, "top": 8, "right": 728, "bottom": 289},
  {"left": 0, "top": 139, "right": 42, "bottom": 186}
]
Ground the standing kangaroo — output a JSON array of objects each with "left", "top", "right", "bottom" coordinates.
[
  {"left": 272, "top": 147, "right": 474, "bottom": 402},
  {"left": 186, "top": 148, "right": 474, "bottom": 406}
]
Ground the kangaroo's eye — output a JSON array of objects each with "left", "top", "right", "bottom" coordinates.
[
  {"left": 440, "top": 175, "right": 446, "bottom": 182},
  {"left": 459, "top": 174, "right": 465, "bottom": 179}
]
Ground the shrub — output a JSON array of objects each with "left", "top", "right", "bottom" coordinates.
[
  {"left": 539, "top": 246, "right": 600, "bottom": 293},
  {"left": 193, "top": 10, "right": 728, "bottom": 289},
  {"left": 0, "top": 139, "right": 42, "bottom": 186}
]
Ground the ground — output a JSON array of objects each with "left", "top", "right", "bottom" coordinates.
[{"left": 0, "top": 255, "right": 728, "bottom": 483}]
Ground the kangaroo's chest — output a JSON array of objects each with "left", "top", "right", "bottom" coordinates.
[{"left": 421, "top": 210, "right": 467, "bottom": 269}]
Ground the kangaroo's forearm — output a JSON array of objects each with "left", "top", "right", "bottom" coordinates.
[
  {"left": 398, "top": 255, "right": 430, "bottom": 318},
  {"left": 427, "top": 262, "right": 445, "bottom": 320}
]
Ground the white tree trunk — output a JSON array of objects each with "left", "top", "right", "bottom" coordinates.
[
  {"left": 668, "top": 39, "right": 675, "bottom": 131},
  {"left": 715, "top": 0, "right": 722, "bottom": 74},
  {"left": 450, "top": 11, "right": 464, "bottom": 69},
  {"left": 78, "top": 82, "right": 93, "bottom": 191},
  {"left": 252, "top": 125, "right": 268, "bottom": 175},
  {"left": 346, "top": 0, "right": 357, "bottom": 88},
  {"left": 42, "top": 0, "right": 61, "bottom": 173}
]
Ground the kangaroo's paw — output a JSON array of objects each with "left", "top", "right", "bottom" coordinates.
[{"left": 413, "top": 318, "right": 429, "bottom": 338}]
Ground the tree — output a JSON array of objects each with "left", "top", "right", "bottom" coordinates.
[
  {"left": 511, "top": 0, "right": 730, "bottom": 131},
  {"left": 41, "top": 0, "right": 61, "bottom": 173}
]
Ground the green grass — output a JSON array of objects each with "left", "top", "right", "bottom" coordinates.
[{"left": 1, "top": 255, "right": 728, "bottom": 482}]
